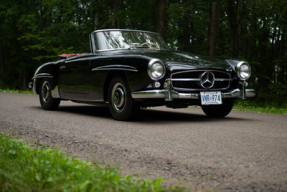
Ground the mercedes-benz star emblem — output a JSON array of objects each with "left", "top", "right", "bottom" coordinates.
[{"left": 200, "top": 72, "right": 215, "bottom": 89}]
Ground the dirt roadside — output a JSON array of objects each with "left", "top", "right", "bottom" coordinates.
[{"left": 1, "top": 92, "right": 286, "bottom": 191}]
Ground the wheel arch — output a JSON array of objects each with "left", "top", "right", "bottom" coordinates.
[
  {"left": 33, "top": 60, "right": 63, "bottom": 96},
  {"left": 34, "top": 75, "right": 60, "bottom": 98},
  {"left": 103, "top": 70, "right": 127, "bottom": 102}
]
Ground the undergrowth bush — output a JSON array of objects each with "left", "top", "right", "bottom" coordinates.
[
  {"left": 234, "top": 99, "right": 287, "bottom": 114},
  {"left": 0, "top": 89, "right": 34, "bottom": 94},
  {"left": 0, "top": 133, "right": 187, "bottom": 192}
]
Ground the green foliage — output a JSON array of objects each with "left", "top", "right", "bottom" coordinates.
[
  {"left": 0, "top": 0, "right": 286, "bottom": 104},
  {"left": 0, "top": 133, "right": 188, "bottom": 192},
  {"left": 0, "top": 89, "right": 34, "bottom": 94},
  {"left": 267, "top": 83, "right": 287, "bottom": 97},
  {"left": 234, "top": 100, "right": 287, "bottom": 115}
]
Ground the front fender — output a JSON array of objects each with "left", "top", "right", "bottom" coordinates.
[{"left": 32, "top": 60, "right": 64, "bottom": 98}]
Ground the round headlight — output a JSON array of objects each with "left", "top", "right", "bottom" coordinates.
[
  {"left": 236, "top": 62, "right": 251, "bottom": 80},
  {"left": 148, "top": 59, "right": 165, "bottom": 80}
]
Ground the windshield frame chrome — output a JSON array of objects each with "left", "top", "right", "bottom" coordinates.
[{"left": 91, "top": 29, "right": 169, "bottom": 52}]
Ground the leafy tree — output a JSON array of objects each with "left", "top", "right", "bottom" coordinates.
[{"left": 0, "top": 0, "right": 286, "bottom": 105}]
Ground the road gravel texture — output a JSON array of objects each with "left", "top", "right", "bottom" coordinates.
[{"left": 0, "top": 92, "right": 286, "bottom": 191}]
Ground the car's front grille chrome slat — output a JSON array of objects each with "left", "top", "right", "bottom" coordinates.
[
  {"left": 215, "top": 78, "right": 233, "bottom": 81},
  {"left": 171, "top": 78, "right": 200, "bottom": 81},
  {"left": 171, "top": 70, "right": 232, "bottom": 91}
]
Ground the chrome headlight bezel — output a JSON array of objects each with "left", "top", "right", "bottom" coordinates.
[
  {"left": 236, "top": 61, "right": 251, "bottom": 80},
  {"left": 148, "top": 59, "right": 166, "bottom": 80}
]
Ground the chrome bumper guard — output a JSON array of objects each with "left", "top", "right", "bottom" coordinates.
[{"left": 132, "top": 79, "right": 255, "bottom": 101}]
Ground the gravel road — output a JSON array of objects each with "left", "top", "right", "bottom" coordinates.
[{"left": 0, "top": 92, "right": 286, "bottom": 191}]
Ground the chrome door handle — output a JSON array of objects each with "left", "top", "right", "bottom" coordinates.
[{"left": 60, "top": 66, "right": 66, "bottom": 70}]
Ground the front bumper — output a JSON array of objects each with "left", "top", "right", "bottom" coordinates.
[
  {"left": 132, "top": 88, "right": 255, "bottom": 101},
  {"left": 132, "top": 79, "right": 255, "bottom": 101}
]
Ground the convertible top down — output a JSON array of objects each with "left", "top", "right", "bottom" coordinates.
[{"left": 29, "top": 29, "right": 255, "bottom": 120}]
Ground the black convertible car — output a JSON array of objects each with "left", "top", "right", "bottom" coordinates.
[{"left": 29, "top": 29, "right": 255, "bottom": 120}]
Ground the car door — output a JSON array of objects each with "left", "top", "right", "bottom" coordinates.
[{"left": 59, "top": 55, "right": 91, "bottom": 99}]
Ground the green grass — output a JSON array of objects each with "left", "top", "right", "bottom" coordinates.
[
  {"left": 0, "top": 89, "right": 34, "bottom": 94},
  {"left": 0, "top": 133, "right": 188, "bottom": 192},
  {"left": 233, "top": 100, "right": 287, "bottom": 115}
]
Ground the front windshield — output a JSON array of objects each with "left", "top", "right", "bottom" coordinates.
[{"left": 94, "top": 30, "right": 169, "bottom": 51}]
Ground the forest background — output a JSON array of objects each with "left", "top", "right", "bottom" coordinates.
[{"left": 0, "top": 0, "right": 286, "bottom": 106}]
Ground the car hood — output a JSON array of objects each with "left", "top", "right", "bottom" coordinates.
[{"left": 105, "top": 50, "right": 232, "bottom": 71}]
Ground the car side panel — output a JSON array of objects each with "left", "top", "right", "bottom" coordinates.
[
  {"left": 34, "top": 54, "right": 155, "bottom": 103},
  {"left": 61, "top": 59, "right": 90, "bottom": 94},
  {"left": 57, "top": 54, "right": 100, "bottom": 100},
  {"left": 88, "top": 55, "right": 153, "bottom": 101}
]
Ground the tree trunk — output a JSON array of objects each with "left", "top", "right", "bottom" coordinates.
[
  {"left": 227, "top": 0, "right": 240, "bottom": 57},
  {"left": 181, "top": 0, "right": 192, "bottom": 52},
  {"left": 258, "top": 18, "right": 272, "bottom": 91},
  {"left": 247, "top": 6, "right": 257, "bottom": 61},
  {"left": 113, "top": 0, "right": 118, "bottom": 28},
  {"left": 124, "top": 0, "right": 133, "bottom": 29},
  {"left": 157, "top": 0, "right": 167, "bottom": 41},
  {"left": 208, "top": 1, "right": 218, "bottom": 56},
  {"left": 94, "top": 13, "right": 99, "bottom": 30},
  {"left": 0, "top": 31, "right": 3, "bottom": 83},
  {"left": 22, "top": 69, "right": 26, "bottom": 90}
]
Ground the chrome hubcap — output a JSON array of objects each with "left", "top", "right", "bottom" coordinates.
[
  {"left": 41, "top": 81, "right": 50, "bottom": 103},
  {"left": 111, "top": 83, "right": 126, "bottom": 112}
]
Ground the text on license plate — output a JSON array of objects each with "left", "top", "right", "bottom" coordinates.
[{"left": 200, "top": 91, "right": 222, "bottom": 105}]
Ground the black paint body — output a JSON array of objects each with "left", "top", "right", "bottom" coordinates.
[{"left": 33, "top": 48, "right": 242, "bottom": 106}]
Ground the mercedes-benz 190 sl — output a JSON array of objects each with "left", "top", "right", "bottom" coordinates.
[{"left": 29, "top": 29, "right": 255, "bottom": 120}]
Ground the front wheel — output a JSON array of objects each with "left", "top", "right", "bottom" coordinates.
[
  {"left": 108, "top": 76, "right": 139, "bottom": 120},
  {"left": 201, "top": 101, "right": 234, "bottom": 118},
  {"left": 39, "top": 78, "right": 60, "bottom": 110}
]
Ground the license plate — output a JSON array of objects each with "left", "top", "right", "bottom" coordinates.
[{"left": 200, "top": 91, "right": 222, "bottom": 105}]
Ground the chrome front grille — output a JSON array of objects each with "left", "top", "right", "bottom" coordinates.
[{"left": 170, "top": 70, "right": 232, "bottom": 91}]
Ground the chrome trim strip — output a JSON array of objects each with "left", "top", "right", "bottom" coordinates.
[
  {"left": 32, "top": 79, "right": 37, "bottom": 94},
  {"left": 65, "top": 58, "right": 90, "bottom": 63},
  {"left": 170, "top": 69, "right": 232, "bottom": 91},
  {"left": 32, "top": 73, "right": 53, "bottom": 79},
  {"left": 132, "top": 90, "right": 167, "bottom": 99},
  {"left": 171, "top": 78, "right": 232, "bottom": 82},
  {"left": 245, "top": 89, "right": 256, "bottom": 97},
  {"left": 92, "top": 68, "right": 137, "bottom": 72},
  {"left": 172, "top": 87, "right": 229, "bottom": 91},
  {"left": 165, "top": 79, "right": 173, "bottom": 101},
  {"left": 61, "top": 97, "right": 104, "bottom": 102},
  {"left": 171, "top": 69, "right": 231, "bottom": 76},
  {"left": 92, "top": 29, "right": 160, "bottom": 35},
  {"left": 214, "top": 78, "right": 233, "bottom": 81},
  {"left": 132, "top": 88, "right": 256, "bottom": 100},
  {"left": 34, "top": 75, "right": 53, "bottom": 79},
  {"left": 92, "top": 65, "right": 138, "bottom": 72},
  {"left": 171, "top": 78, "right": 200, "bottom": 81}
]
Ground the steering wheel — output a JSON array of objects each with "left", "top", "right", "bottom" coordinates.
[{"left": 141, "top": 42, "right": 159, "bottom": 49}]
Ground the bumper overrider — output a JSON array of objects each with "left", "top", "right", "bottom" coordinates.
[{"left": 132, "top": 79, "right": 255, "bottom": 101}]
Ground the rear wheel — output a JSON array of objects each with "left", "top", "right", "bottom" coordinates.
[
  {"left": 108, "top": 76, "right": 139, "bottom": 120},
  {"left": 39, "top": 78, "right": 60, "bottom": 110},
  {"left": 201, "top": 101, "right": 234, "bottom": 118}
]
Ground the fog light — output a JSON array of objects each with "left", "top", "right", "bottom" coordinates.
[{"left": 154, "top": 81, "right": 161, "bottom": 88}]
